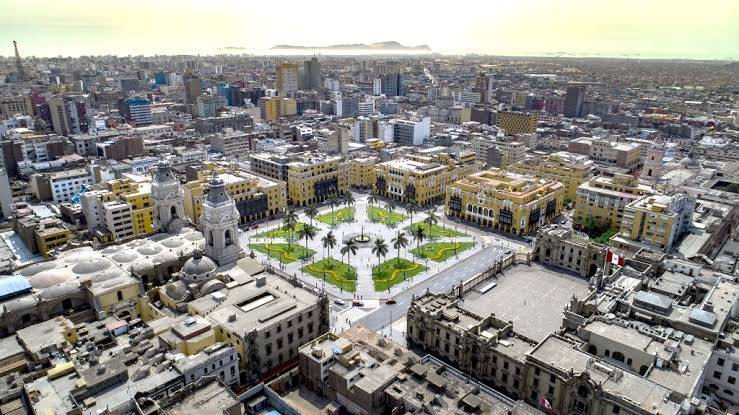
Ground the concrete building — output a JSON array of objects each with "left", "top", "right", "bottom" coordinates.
[
  {"left": 614, "top": 193, "right": 695, "bottom": 252},
  {"left": 391, "top": 117, "right": 431, "bottom": 146},
  {"left": 195, "top": 95, "right": 227, "bottom": 118},
  {"left": 381, "top": 73, "right": 404, "bottom": 96},
  {"left": 533, "top": 224, "right": 606, "bottom": 277},
  {"left": 446, "top": 169, "right": 565, "bottom": 235},
  {"left": 276, "top": 63, "right": 299, "bottom": 96},
  {"left": 507, "top": 151, "right": 594, "bottom": 201},
  {"left": 258, "top": 96, "right": 297, "bottom": 122},
  {"left": 208, "top": 129, "right": 253, "bottom": 158},
  {"left": 496, "top": 111, "right": 539, "bottom": 134},
  {"left": 375, "top": 152, "right": 481, "bottom": 206},
  {"left": 286, "top": 153, "right": 349, "bottom": 206},
  {"left": 471, "top": 138, "right": 526, "bottom": 168},
  {"left": 564, "top": 84, "right": 586, "bottom": 118},
  {"left": 43, "top": 168, "right": 93, "bottom": 203},
  {"left": 302, "top": 57, "right": 321, "bottom": 90},
  {"left": 0, "top": 95, "right": 33, "bottom": 117},
  {"left": 573, "top": 174, "right": 652, "bottom": 232},
  {"left": 121, "top": 97, "right": 153, "bottom": 125}
]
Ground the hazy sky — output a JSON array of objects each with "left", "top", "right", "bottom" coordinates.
[{"left": 2, "top": 0, "right": 738, "bottom": 59}]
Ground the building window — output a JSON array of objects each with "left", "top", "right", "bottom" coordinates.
[
  {"left": 718, "top": 358, "right": 726, "bottom": 367},
  {"left": 714, "top": 371, "right": 722, "bottom": 380},
  {"left": 729, "top": 376, "right": 736, "bottom": 385}
]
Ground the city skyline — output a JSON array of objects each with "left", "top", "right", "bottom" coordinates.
[{"left": 2, "top": 0, "right": 738, "bottom": 59}]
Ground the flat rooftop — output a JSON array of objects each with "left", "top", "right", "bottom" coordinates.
[{"left": 459, "top": 263, "right": 591, "bottom": 342}]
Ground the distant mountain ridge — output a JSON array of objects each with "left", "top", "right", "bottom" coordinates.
[{"left": 271, "top": 41, "right": 431, "bottom": 52}]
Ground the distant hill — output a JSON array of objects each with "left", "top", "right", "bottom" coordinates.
[{"left": 271, "top": 41, "right": 431, "bottom": 53}]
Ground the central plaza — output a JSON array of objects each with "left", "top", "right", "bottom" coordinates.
[{"left": 241, "top": 192, "right": 490, "bottom": 299}]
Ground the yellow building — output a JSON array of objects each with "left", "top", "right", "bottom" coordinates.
[
  {"left": 348, "top": 157, "right": 378, "bottom": 190},
  {"left": 446, "top": 169, "right": 565, "bottom": 235},
  {"left": 183, "top": 162, "right": 286, "bottom": 224},
  {"left": 275, "top": 63, "right": 299, "bottom": 95},
  {"left": 365, "top": 138, "right": 385, "bottom": 149},
  {"left": 497, "top": 111, "right": 539, "bottom": 134},
  {"left": 258, "top": 96, "right": 297, "bottom": 122},
  {"left": 86, "top": 276, "right": 142, "bottom": 314},
  {"left": 507, "top": 151, "right": 593, "bottom": 201},
  {"left": 573, "top": 173, "right": 652, "bottom": 231},
  {"left": 80, "top": 177, "right": 155, "bottom": 243},
  {"left": 613, "top": 193, "right": 695, "bottom": 252},
  {"left": 375, "top": 152, "right": 481, "bottom": 206},
  {"left": 287, "top": 154, "right": 349, "bottom": 206},
  {"left": 34, "top": 219, "right": 71, "bottom": 258}
]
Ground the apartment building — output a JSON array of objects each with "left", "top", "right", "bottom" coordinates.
[
  {"left": 614, "top": 193, "right": 695, "bottom": 252},
  {"left": 507, "top": 151, "right": 593, "bottom": 200},
  {"left": 258, "top": 96, "right": 297, "bottom": 122},
  {"left": 45, "top": 168, "right": 93, "bottom": 203},
  {"left": 80, "top": 178, "right": 154, "bottom": 243},
  {"left": 375, "top": 152, "right": 481, "bottom": 206},
  {"left": 569, "top": 138, "right": 641, "bottom": 171},
  {"left": 208, "top": 129, "right": 253, "bottom": 158},
  {"left": 446, "top": 169, "right": 565, "bottom": 236},
  {"left": 573, "top": 173, "right": 652, "bottom": 231}
]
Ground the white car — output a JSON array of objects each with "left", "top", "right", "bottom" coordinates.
[{"left": 333, "top": 299, "right": 345, "bottom": 306}]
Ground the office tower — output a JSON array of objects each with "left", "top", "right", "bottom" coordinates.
[
  {"left": 276, "top": 63, "right": 299, "bottom": 95},
  {"left": 381, "top": 73, "right": 404, "bottom": 97},
  {"left": 121, "top": 97, "right": 153, "bottom": 125},
  {"left": 118, "top": 78, "right": 140, "bottom": 94},
  {"left": 303, "top": 57, "right": 321, "bottom": 90},
  {"left": 564, "top": 85, "right": 586, "bottom": 118},
  {"left": 48, "top": 96, "right": 90, "bottom": 135},
  {"left": 154, "top": 71, "right": 168, "bottom": 85},
  {"left": 185, "top": 76, "right": 202, "bottom": 104}
]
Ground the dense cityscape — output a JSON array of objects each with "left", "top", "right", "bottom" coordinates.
[{"left": 0, "top": 26, "right": 738, "bottom": 415}]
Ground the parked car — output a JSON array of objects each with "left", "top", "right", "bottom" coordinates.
[
  {"left": 333, "top": 299, "right": 345, "bottom": 306},
  {"left": 352, "top": 300, "right": 364, "bottom": 307},
  {"left": 385, "top": 298, "right": 397, "bottom": 305}
]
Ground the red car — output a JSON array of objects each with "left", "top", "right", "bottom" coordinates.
[{"left": 385, "top": 298, "right": 397, "bottom": 305}]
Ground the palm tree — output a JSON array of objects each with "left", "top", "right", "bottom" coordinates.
[
  {"left": 340, "top": 239, "right": 358, "bottom": 267},
  {"left": 372, "top": 238, "right": 389, "bottom": 265},
  {"left": 297, "top": 225, "right": 317, "bottom": 259},
  {"left": 412, "top": 226, "right": 426, "bottom": 251},
  {"left": 391, "top": 231, "right": 409, "bottom": 262},
  {"left": 321, "top": 231, "right": 337, "bottom": 259},
  {"left": 329, "top": 196, "right": 340, "bottom": 225},
  {"left": 386, "top": 200, "right": 396, "bottom": 214},
  {"left": 343, "top": 192, "right": 355, "bottom": 208},
  {"left": 305, "top": 204, "right": 318, "bottom": 227},
  {"left": 406, "top": 201, "right": 418, "bottom": 227},
  {"left": 424, "top": 211, "right": 439, "bottom": 234},
  {"left": 368, "top": 192, "right": 377, "bottom": 208}
]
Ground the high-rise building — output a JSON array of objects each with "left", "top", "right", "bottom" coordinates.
[
  {"left": 258, "top": 96, "right": 297, "bottom": 121},
  {"left": 381, "top": 73, "right": 404, "bottom": 97},
  {"left": 276, "top": 63, "right": 299, "bottom": 95},
  {"left": 121, "top": 97, "right": 153, "bottom": 125},
  {"left": 118, "top": 78, "right": 140, "bottom": 94},
  {"left": 496, "top": 111, "right": 539, "bottom": 134},
  {"left": 185, "top": 76, "right": 202, "bottom": 104},
  {"left": 303, "top": 57, "right": 321, "bottom": 90},
  {"left": 47, "top": 95, "right": 90, "bottom": 135},
  {"left": 564, "top": 84, "right": 586, "bottom": 118}
]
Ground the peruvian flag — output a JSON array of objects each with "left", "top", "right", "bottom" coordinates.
[
  {"left": 607, "top": 250, "right": 624, "bottom": 266},
  {"left": 539, "top": 397, "right": 553, "bottom": 411}
]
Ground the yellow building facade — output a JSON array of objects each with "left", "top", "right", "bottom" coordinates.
[
  {"left": 497, "top": 111, "right": 539, "bottom": 134},
  {"left": 375, "top": 153, "right": 481, "bottom": 206},
  {"left": 108, "top": 178, "right": 155, "bottom": 237},
  {"left": 258, "top": 96, "right": 297, "bottom": 122},
  {"left": 446, "top": 169, "right": 565, "bottom": 236},
  {"left": 34, "top": 221, "right": 71, "bottom": 258},
  {"left": 614, "top": 193, "right": 695, "bottom": 252},
  {"left": 507, "top": 151, "right": 593, "bottom": 201},
  {"left": 573, "top": 173, "right": 652, "bottom": 231},
  {"left": 183, "top": 162, "right": 286, "bottom": 224},
  {"left": 348, "top": 157, "right": 378, "bottom": 190},
  {"left": 287, "top": 155, "right": 349, "bottom": 206}
]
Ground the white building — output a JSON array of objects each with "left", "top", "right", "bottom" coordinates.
[
  {"left": 390, "top": 117, "right": 431, "bottom": 146},
  {"left": 49, "top": 168, "right": 93, "bottom": 203},
  {"left": 372, "top": 78, "right": 382, "bottom": 95}
]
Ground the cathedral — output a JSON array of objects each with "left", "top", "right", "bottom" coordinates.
[{"left": 159, "top": 172, "right": 245, "bottom": 307}]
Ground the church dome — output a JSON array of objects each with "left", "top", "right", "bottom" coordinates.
[
  {"left": 153, "top": 160, "right": 178, "bottom": 184},
  {"left": 205, "top": 175, "right": 231, "bottom": 205},
  {"left": 679, "top": 155, "right": 700, "bottom": 169},
  {"left": 181, "top": 250, "right": 217, "bottom": 282}
]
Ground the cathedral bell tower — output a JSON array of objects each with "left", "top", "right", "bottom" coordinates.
[
  {"left": 200, "top": 175, "right": 244, "bottom": 265},
  {"left": 151, "top": 160, "right": 185, "bottom": 234}
]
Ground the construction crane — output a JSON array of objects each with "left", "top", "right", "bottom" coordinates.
[{"left": 13, "top": 40, "right": 27, "bottom": 81}]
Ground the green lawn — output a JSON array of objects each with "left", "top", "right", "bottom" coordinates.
[
  {"left": 372, "top": 258, "right": 426, "bottom": 291},
  {"left": 249, "top": 243, "right": 315, "bottom": 264},
  {"left": 301, "top": 258, "right": 357, "bottom": 292},
  {"left": 253, "top": 222, "right": 311, "bottom": 239},
  {"left": 368, "top": 206, "right": 407, "bottom": 225},
  {"left": 405, "top": 222, "right": 464, "bottom": 238},
  {"left": 316, "top": 207, "right": 355, "bottom": 225},
  {"left": 411, "top": 242, "right": 474, "bottom": 262}
]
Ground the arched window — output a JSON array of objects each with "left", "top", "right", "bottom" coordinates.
[
  {"left": 545, "top": 248, "right": 551, "bottom": 257},
  {"left": 639, "top": 365, "right": 648, "bottom": 375},
  {"left": 225, "top": 230, "right": 233, "bottom": 246},
  {"left": 117, "top": 290, "right": 123, "bottom": 301},
  {"left": 170, "top": 205, "right": 178, "bottom": 218},
  {"left": 577, "top": 385, "right": 589, "bottom": 398},
  {"left": 467, "top": 204, "right": 472, "bottom": 212},
  {"left": 612, "top": 351, "right": 625, "bottom": 362},
  {"left": 208, "top": 231, "right": 214, "bottom": 247},
  {"left": 587, "top": 345, "right": 597, "bottom": 355}
]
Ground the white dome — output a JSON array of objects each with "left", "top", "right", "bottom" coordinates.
[{"left": 72, "top": 258, "right": 112, "bottom": 275}]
